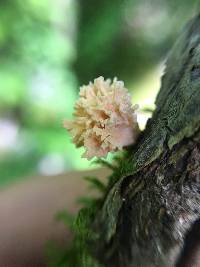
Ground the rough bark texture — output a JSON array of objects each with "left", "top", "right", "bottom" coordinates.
[{"left": 92, "top": 14, "right": 200, "bottom": 267}]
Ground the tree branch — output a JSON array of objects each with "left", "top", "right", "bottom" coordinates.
[{"left": 92, "top": 14, "right": 200, "bottom": 267}]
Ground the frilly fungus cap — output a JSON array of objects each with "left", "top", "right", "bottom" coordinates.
[{"left": 64, "top": 76, "right": 139, "bottom": 159}]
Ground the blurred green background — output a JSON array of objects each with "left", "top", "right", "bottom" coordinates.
[{"left": 0, "top": 0, "right": 199, "bottom": 186}]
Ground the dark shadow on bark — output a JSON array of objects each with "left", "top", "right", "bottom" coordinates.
[{"left": 176, "top": 218, "right": 200, "bottom": 267}]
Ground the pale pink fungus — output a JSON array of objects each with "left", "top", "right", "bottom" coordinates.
[{"left": 64, "top": 77, "right": 139, "bottom": 159}]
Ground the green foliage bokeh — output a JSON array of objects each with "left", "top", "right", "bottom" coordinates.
[{"left": 0, "top": 0, "right": 199, "bottom": 185}]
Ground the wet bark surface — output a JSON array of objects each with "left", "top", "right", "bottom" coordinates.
[{"left": 105, "top": 130, "right": 200, "bottom": 267}]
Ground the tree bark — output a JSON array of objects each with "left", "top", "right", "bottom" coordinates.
[{"left": 92, "top": 14, "right": 200, "bottom": 267}]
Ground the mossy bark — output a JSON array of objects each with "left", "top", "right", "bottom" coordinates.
[{"left": 91, "top": 14, "right": 200, "bottom": 267}]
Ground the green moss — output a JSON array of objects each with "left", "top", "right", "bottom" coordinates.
[
  {"left": 47, "top": 202, "right": 103, "bottom": 267},
  {"left": 47, "top": 156, "right": 124, "bottom": 267}
]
